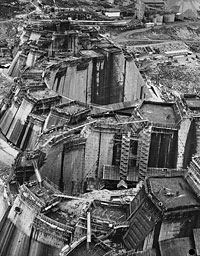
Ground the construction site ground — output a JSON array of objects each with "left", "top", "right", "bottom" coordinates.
[
  {"left": 113, "top": 20, "right": 200, "bottom": 45},
  {"left": 111, "top": 19, "right": 200, "bottom": 98}
]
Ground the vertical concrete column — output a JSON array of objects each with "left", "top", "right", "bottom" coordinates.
[
  {"left": 0, "top": 183, "right": 9, "bottom": 222},
  {"left": 112, "top": 52, "right": 125, "bottom": 103},
  {"left": 177, "top": 118, "right": 191, "bottom": 168},
  {"left": 195, "top": 117, "right": 200, "bottom": 153},
  {"left": 124, "top": 58, "right": 146, "bottom": 102}
]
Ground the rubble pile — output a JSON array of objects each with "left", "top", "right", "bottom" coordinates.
[
  {"left": 0, "top": 0, "right": 29, "bottom": 19},
  {"left": 0, "top": 73, "right": 13, "bottom": 102},
  {"left": 126, "top": 32, "right": 200, "bottom": 98},
  {"left": 147, "top": 25, "right": 200, "bottom": 41},
  {"left": 146, "top": 63, "right": 200, "bottom": 94},
  {"left": 121, "top": 24, "right": 200, "bottom": 47}
]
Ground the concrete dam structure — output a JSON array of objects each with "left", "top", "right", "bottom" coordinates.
[
  {"left": 2, "top": 2, "right": 200, "bottom": 255},
  {"left": 0, "top": 180, "right": 72, "bottom": 256}
]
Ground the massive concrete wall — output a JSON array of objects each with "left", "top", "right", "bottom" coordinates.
[
  {"left": 39, "top": 127, "right": 115, "bottom": 193},
  {"left": 61, "top": 65, "right": 87, "bottom": 103},
  {"left": 7, "top": 99, "right": 33, "bottom": 145},
  {"left": 44, "top": 50, "right": 144, "bottom": 105},
  {"left": 26, "top": 50, "right": 39, "bottom": 67},
  {"left": 124, "top": 58, "right": 145, "bottom": 102},
  {"left": 94, "top": 50, "right": 124, "bottom": 105},
  {"left": 40, "top": 138, "right": 86, "bottom": 195},
  {"left": 195, "top": 117, "right": 200, "bottom": 154},
  {"left": 0, "top": 196, "right": 37, "bottom": 256},
  {"left": 0, "top": 184, "right": 10, "bottom": 223},
  {"left": 110, "top": 52, "right": 124, "bottom": 103},
  {"left": 148, "top": 130, "right": 178, "bottom": 169},
  {"left": 0, "top": 98, "right": 34, "bottom": 146},
  {"left": 40, "top": 143, "right": 63, "bottom": 187},
  {"left": 8, "top": 51, "right": 26, "bottom": 77},
  {"left": 177, "top": 118, "right": 192, "bottom": 168},
  {"left": 0, "top": 187, "right": 67, "bottom": 256},
  {"left": 159, "top": 237, "right": 192, "bottom": 256},
  {"left": 0, "top": 103, "right": 18, "bottom": 135},
  {"left": 63, "top": 144, "right": 85, "bottom": 195},
  {"left": 26, "top": 119, "right": 43, "bottom": 150},
  {"left": 84, "top": 128, "right": 114, "bottom": 180},
  {"left": 84, "top": 130, "right": 100, "bottom": 179},
  {"left": 91, "top": 57, "right": 105, "bottom": 104},
  {"left": 98, "top": 130, "right": 114, "bottom": 179},
  {"left": 45, "top": 61, "right": 91, "bottom": 103}
]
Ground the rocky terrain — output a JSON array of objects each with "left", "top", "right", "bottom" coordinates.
[
  {"left": 0, "top": 0, "right": 120, "bottom": 19},
  {"left": 0, "top": 0, "right": 29, "bottom": 19}
]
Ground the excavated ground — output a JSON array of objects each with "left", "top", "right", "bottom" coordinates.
[
  {"left": 114, "top": 22, "right": 200, "bottom": 97},
  {"left": 114, "top": 21, "right": 200, "bottom": 45},
  {"left": 0, "top": 0, "right": 29, "bottom": 19}
]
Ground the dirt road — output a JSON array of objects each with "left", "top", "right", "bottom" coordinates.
[{"left": 113, "top": 20, "right": 200, "bottom": 44}]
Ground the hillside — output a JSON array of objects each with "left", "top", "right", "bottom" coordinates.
[
  {"left": 0, "top": 0, "right": 107, "bottom": 19},
  {"left": 0, "top": 0, "right": 29, "bottom": 19},
  {"left": 167, "top": 0, "right": 200, "bottom": 18}
]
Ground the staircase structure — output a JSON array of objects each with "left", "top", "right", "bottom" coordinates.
[
  {"left": 194, "top": 116, "right": 200, "bottom": 154},
  {"left": 119, "top": 132, "right": 131, "bottom": 181},
  {"left": 138, "top": 126, "right": 152, "bottom": 180}
]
